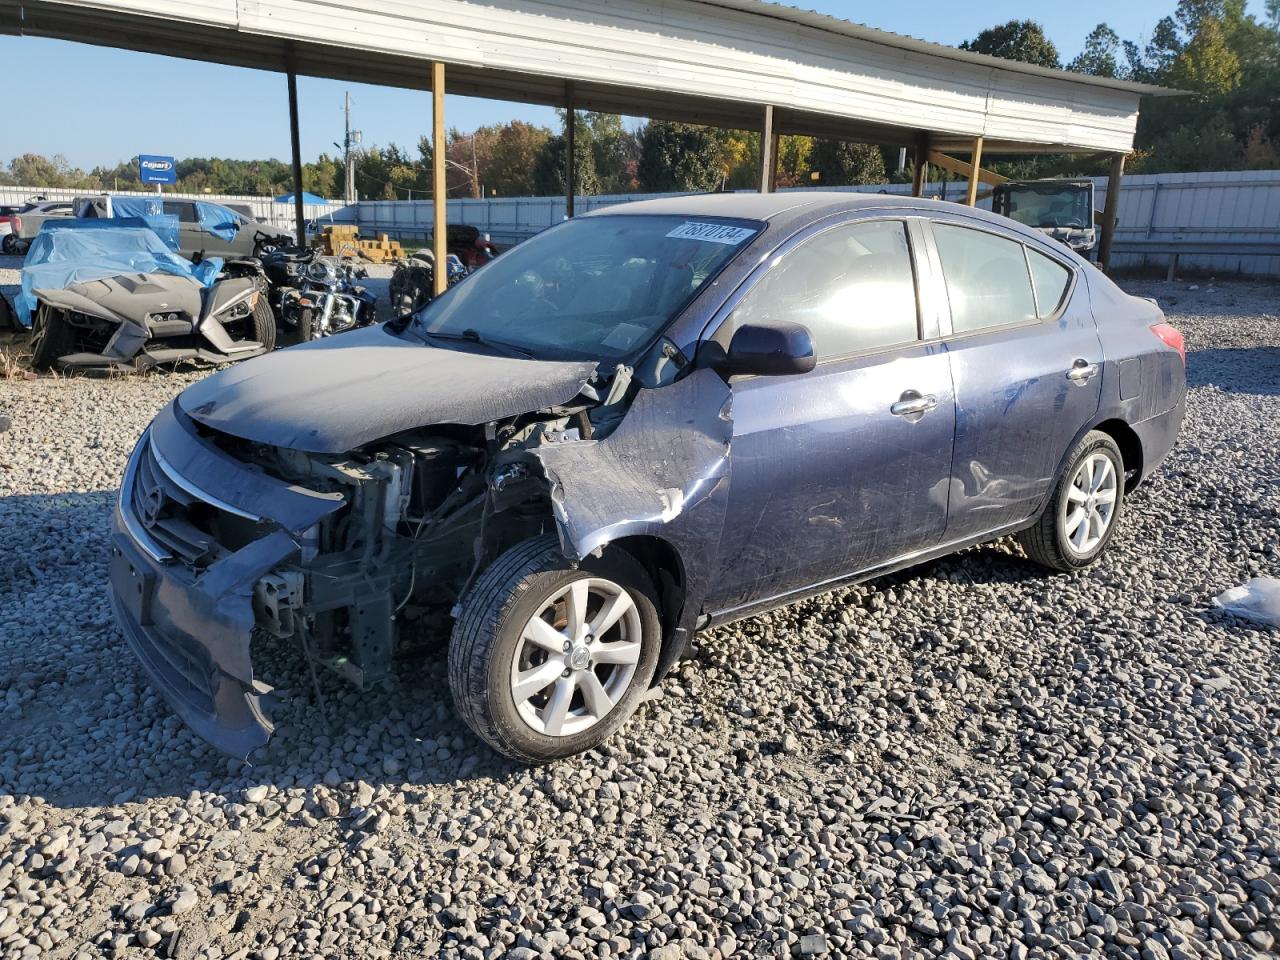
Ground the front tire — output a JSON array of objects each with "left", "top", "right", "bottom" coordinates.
[
  {"left": 1019, "top": 430, "right": 1125, "bottom": 572},
  {"left": 250, "top": 295, "right": 277, "bottom": 352},
  {"left": 449, "top": 536, "right": 661, "bottom": 763}
]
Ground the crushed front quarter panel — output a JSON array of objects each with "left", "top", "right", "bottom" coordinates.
[{"left": 531, "top": 367, "right": 733, "bottom": 610}]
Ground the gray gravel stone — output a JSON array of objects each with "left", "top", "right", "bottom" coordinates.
[{"left": 1, "top": 271, "right": 1279, "bottom": 958}]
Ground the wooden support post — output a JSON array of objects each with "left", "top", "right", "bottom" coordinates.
[
  {"left": 1098, "top": 152, "right": 1125, "bottom": 272},
  {"left": 431, "top": 61, "right": 447, "bottom": 297},
  {"left": 965, "top": 136, "right": 984, "bottom": 207},
  {"left": 759, "top": 105, "right": 775, "bottom": 194},
  {"left": 911, "top": 136, "right": 928, "bottom": 197},
  {"left": 285, "top": 51, "right": 306, "bottom": 247},
  {"left": 565, "top": 82, "right": 576, "bottom": 218}
]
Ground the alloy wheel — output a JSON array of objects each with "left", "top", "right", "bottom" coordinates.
[
  {"left": 509, "top": 577, "right": 643, "bottom": 737},
  {"left": 1062, "top": 452, "right": 1118, "bottom": 555}
]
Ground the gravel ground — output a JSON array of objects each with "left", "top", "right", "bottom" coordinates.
[{"left": 0, "top": 273, "right": 1278, "bottom": 960}]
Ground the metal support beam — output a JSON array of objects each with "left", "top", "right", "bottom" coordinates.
[
  {"left": 759, "top": 105, "right": 775, "bottom": 194},
  {"left": 432, "top": 60, "right": 447, "bottom": 297},
  {"left": 565, "top": 81, "right": 576, "bottom": 218},
  {"left": 285, "top": 49, "right": 306, "bottom": 248},
  {"left": 964, "top": 136, "right": 983, "bottom": 207},
  {"left": 911, "top": 136, "right": 928, "bottom": 197},
  {"left": 1098, "top": 152, "right": 1126, "bottom": 273}
]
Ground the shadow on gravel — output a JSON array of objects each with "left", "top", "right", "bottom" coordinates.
[
  {"left": 1188, "top": 346, "right": 1280, "bottom": 396},
  {"left": 0, "top": 491, "right": 522, "bottom": 812}
]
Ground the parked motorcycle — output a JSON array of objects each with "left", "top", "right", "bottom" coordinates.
[
  {"left": 388, "top": 250, "right": 467, "bottom": 316},
  {"left": 222, "top": 231, "right": 376, "bottom": 343},
  {"left": 280, "top": 255, "right": 378, "bottom": 342}
]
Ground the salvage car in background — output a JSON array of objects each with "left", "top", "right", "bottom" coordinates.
[
  {"left": 75, "top": 195, "right": 263, "bottom": 261},
  {"left": 110, "top": 194, "right": 1186, "bottom": 763},
  {"left": 18, "top": 220, "right": 275, "bottom": 370},
  {"left": 2, "top": 199, "right": 75, "bottom": 254},
  {"left": 992, "top": 179, "right": 1098, "bottom": 256}
]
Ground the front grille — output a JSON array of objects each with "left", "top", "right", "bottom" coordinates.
[{"left": 129, "top": 437, "right": 263, "bottom": 567}]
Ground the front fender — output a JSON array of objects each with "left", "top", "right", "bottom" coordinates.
[{"left": 530, "top": 367, "right": 733, "bottom": 629}]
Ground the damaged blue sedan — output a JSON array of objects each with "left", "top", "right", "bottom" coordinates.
[{"left": 110, "top": 194, "right": 1186, "bottom": 763}]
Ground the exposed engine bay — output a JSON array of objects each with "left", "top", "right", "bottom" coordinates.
[{"left": 184, "top": 362, "right": 638, "bottom": 688}]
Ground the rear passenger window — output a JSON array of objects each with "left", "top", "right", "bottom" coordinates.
[
  {"left": 1027, "top": 247, "right": 1072, "bottom": 317},
  {"left": 163, "top": 201, "right": 197, "bottom": 223},
  {"left": 733, "top": 220, "right": 919, "bottom": 361},
  {"left": 933, "top": 223, "right": 1037, "bottom": 334}
]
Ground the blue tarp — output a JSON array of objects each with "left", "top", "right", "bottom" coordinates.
[
  {"left": 104, "top": 197, "right": 180, "bottom": 251},
  {"left": 194, "top": 201, "right": 242, "bottom": 243},
  {"left": 275, "top": 192, "right": 327, "bottom": 204},
  {"left": 16, "top": 219, "right": 221, "bottom": 327}
]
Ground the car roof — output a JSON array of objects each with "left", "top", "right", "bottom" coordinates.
[{"left": 584, "top": 191, "right": 1053, "bottom": 244}]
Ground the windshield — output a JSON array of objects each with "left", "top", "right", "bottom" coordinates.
[
  {"left": 412, "top": 214, "right": 761, "bottom": 361},
  {"left": 1002, "top": 184, "right": 1093, "bottom": 230}
]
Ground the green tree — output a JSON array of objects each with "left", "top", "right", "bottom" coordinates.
[
  {"left": 475, "top": 121, "right": 551, "bottom": 197},
  {"left": 1167, "top": 16, "right": 1243, "bottom": 92},
  {"left": 960, "top": 20, "right": 1061, "bottom": 68},
  {"left": 808, "top": 140, "right": 887, "bottom": 186},
  {"left": 7, "top": 153, "right": 94, "bottom": 189},
  {"left": 532, "top": 124, "right": 600, "bottom": 197},
  {"left": 1070, "top": 24, "right": 1124, "bottom": 77},
  {"left": 636, "top": 121, "right": 725, "bottom": 192}
]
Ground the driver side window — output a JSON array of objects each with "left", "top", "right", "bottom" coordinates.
[{"left": 732, "top": 220, "right": 921, "bottom": 361}]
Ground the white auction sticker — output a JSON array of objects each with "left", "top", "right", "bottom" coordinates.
[{"left": 665, "top": 222, "right": 756, "bottom": 245}]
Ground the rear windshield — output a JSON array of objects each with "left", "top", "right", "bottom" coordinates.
[{"left": 412, "top": 214, "right": 761, "bottom": 361}]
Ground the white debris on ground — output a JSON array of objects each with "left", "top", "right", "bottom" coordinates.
[
  {"left": 1214, "top": 578, "right": 1280, "bottom": 627},
  {"left": 1, "top": 269, "right": 1278, "bottom": 960}
]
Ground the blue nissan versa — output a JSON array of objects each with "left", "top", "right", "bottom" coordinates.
[{"left": 110, "top": 194, "right": 1186, "bottom": 763}]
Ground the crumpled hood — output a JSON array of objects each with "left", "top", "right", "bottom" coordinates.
[{"left": 178, "top": 324, "right": 598, "bottom": 453}]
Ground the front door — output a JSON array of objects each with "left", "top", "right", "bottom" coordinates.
[
  {"left": 703, "top": 217, "right": 957, "bottom": 614},
  {"left": 925, "top": 219, "right": 1104, "bottom": 541}
]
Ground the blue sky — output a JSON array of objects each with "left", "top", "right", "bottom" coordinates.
[{"left": 3, "top": 1, "right": 1266, "bottom": 171}]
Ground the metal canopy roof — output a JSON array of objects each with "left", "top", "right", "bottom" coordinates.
[{"left": 4, "top": 0, "right": 1177, "bottom": 154}]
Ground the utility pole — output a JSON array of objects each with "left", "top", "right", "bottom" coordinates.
[{"left": 340, "top": 92, "right": 361, "bottom": 204}]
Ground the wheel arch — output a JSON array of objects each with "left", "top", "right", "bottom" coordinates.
[
  {"left": 1091, "top": 417, "right": 1144, "bottom": 493},
  {"left": 608, "top": 534, "right": 691, "bottom": 684}
]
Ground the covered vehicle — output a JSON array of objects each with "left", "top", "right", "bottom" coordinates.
[
  {"left": 75, "top": 195, "right": 263, "bottom": 260},
  {"left": 110, "top": 194, "right": 1185, "bottom": 763},
  {"left": 19, "top": 220, "right": 275, "bottom": 370}
]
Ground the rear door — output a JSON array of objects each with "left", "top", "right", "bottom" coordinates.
[
  {"left": 164, "top": 201, "right": 206, "bottom": 258},
  {"left": 925, "top": 218, "right": 1103, "bottom": 542},
  {"left": 704, "top": 216, "right": 957, "bottom": 613}
]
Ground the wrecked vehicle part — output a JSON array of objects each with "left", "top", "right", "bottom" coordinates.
[
  {"left": 19, "top": 221, "right": 272, "bottom": 370},
  {"left": 177, "top": 325, "right": 599, "bottom": 454},
  {"left": 110, "top": 403, "right": 349, "bottom": 757},
  {"left": 529, "top": 368, "right": 734, "bottom": 671}
]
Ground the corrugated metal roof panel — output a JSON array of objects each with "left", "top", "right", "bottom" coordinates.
[{"left": 12, "top": 0, "right": 1173, "bottom": 152}]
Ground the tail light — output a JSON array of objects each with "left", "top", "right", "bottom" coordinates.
[
  {"left": 10, "top": 215, "right": 21, "bottom": 233},
  {"left": 1150, "top": 323, "right": 1185, "bottom": 364}
]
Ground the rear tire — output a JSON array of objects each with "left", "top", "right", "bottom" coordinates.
[
  {"left": 1, "top": 234, "right": 18, "bottom": 256},
  {"left": 449, "top": 536, "right": 661, "bottom": 764},
  {"left": 1019, "top": 430, "right": 1125, "bottom": 572},
  {"left": 29, "top": 305, "right": 76, "bottom": 371}
]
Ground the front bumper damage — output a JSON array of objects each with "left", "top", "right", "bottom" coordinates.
[{"left": 110, "top": 403, "right": 344, "bottom": 757}]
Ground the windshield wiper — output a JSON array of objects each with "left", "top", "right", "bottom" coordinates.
[{"left": 423, "top": 328, "right": 535, "bottom": 359}]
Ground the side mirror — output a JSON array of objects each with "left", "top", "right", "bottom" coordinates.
[{"left": 719, "top": 321, "right": 816, "bottom": 378}]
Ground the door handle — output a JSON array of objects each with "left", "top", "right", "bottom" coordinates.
[
  {"left": 890, "top": 390, "right": 938, "bottom": 418},
  {"left": 1066, "top": 359, "right": 1099, "bottom": 383}
]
